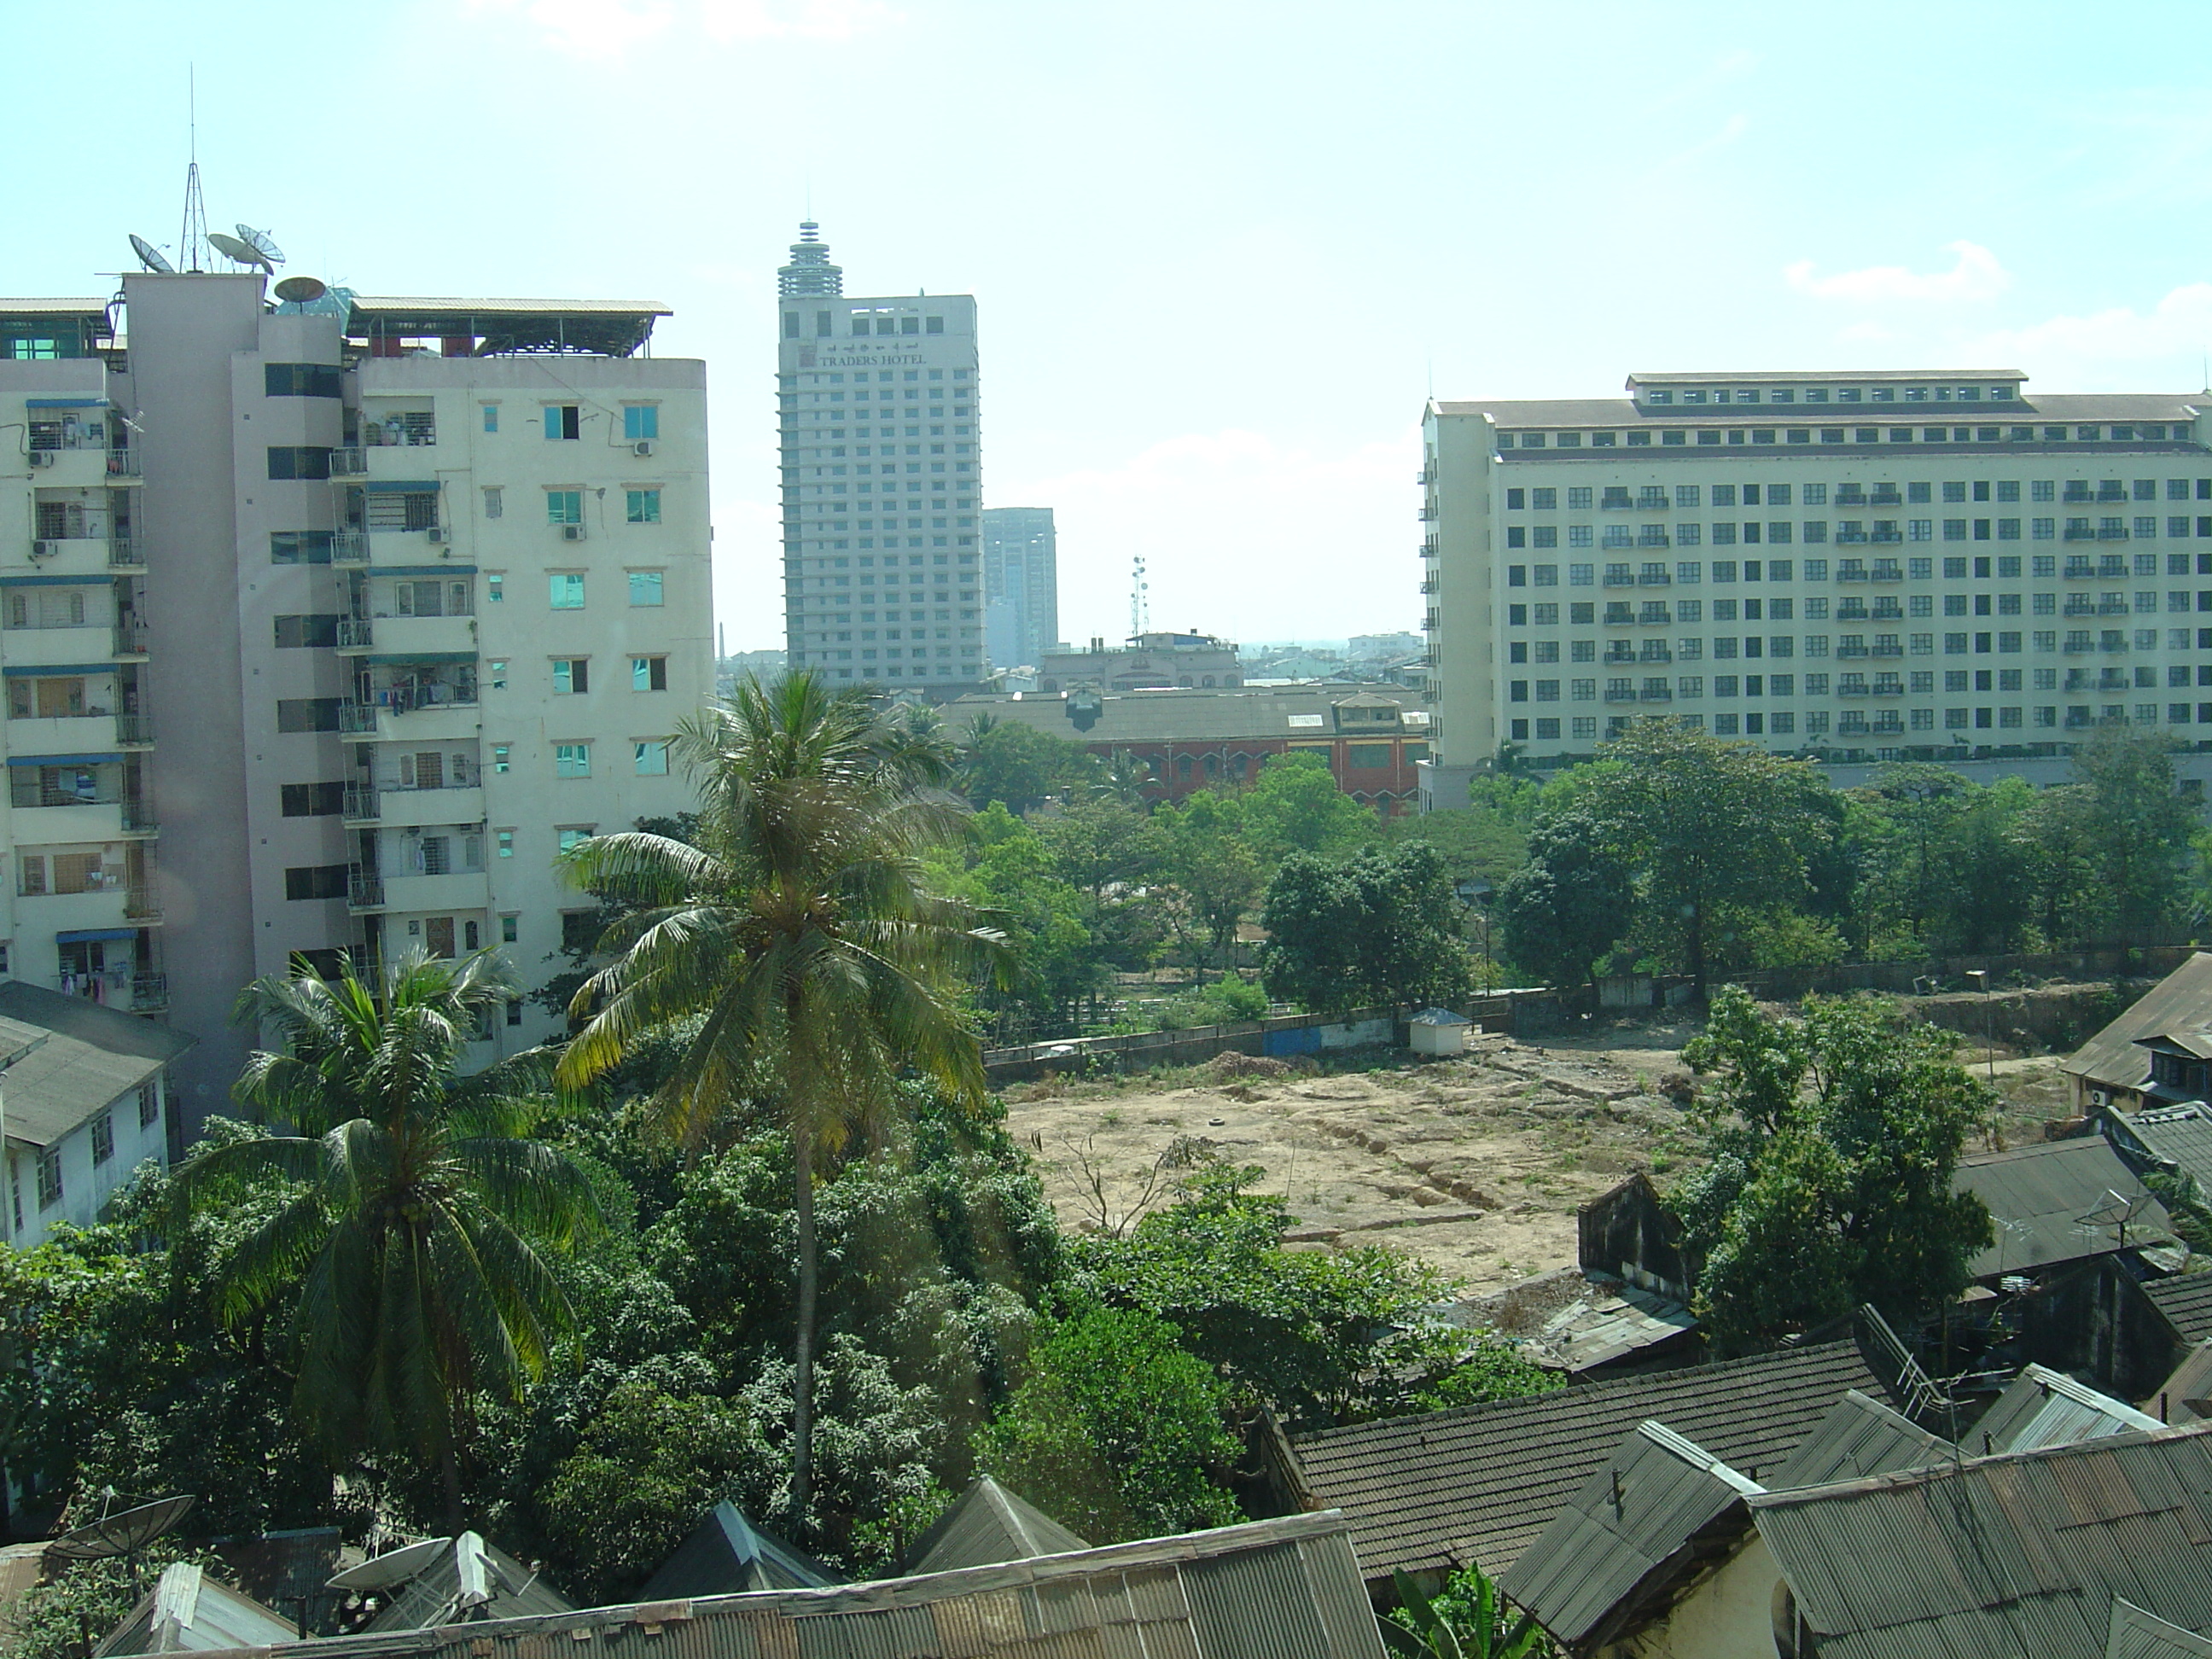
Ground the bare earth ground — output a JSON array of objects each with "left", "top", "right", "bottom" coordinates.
[{"left": 1003, "top": 1017, "right": 2075, "bottom": 1301}]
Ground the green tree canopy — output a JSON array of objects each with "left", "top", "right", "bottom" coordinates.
[
  {"left": 1671, "top": 987, "right": 1996, "bottom": 1352},
  {"left": 1258, "top": 841, "right": 1475, "bottom": 1013},
  {"left": 963, "top": 717, "right": 1097, "bottom": 813},
  {"left": 1239, "top": 753, "right": 1377, "bottom": 862},
  {"left": 1493, "top": 810, "right": 1631, "bottom": 992}
]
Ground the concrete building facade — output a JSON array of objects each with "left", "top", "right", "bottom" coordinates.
[
  {"left": 1, "top": 278, "right": 711, "bottom": 1128},
  {"left": 1419, "top": 370, "right": 2212, "bottom": 806},
  {"left": 1038, "top": 632, "right": 1241, "bottom": 693},
  {"left": 776, "top": 224, "right": 985, "bottom": 692},
  {"left": 981, "top": 505, "right": 1058, "bottom": 671}
]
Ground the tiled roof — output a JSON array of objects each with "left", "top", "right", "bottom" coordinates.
[
  {"left": 1286, "top": 1338, "right": 1885, "bottom": 1580},
  {"left": 2067, "top": 953, "right": 2212, "bottom": 1092},
  {"left": 2147, "top": 1273, "right": 2212, "bottom": 1345},
  {"left": 1751, "top": 1423, "right": 2212, "bottom": 1659}
]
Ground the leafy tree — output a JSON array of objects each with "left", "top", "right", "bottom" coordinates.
[
  {"left": 1849, "top": 764, "right": 1967, "bottom": 947},
  {"left": 928, "top": 805, "right": 1109, "bottom": 1039},
  {"left": 974, "top": 1303, "right": 1241, "bottom": 1542},
  {"left": 1239, "top": 753, "right": 1375, "bottom": 861},
  {"left": 2, "top": 1542, "right": 220, "bottom": 1659},
  {"left": 557, "top": 672, "right": 1001, "bottom": 1523},
  {"left": 171, "top": 952, "right": 600, "bottom": 1522},
  {"left": 1493, "top": 812, "right": 1631, "bottom": 993},
  {"left": 1672, "top": 987, "right": 1995, "bottom": 1352},
  {"left": 1153, "top": 790, "right": 1263, "bottom": 981},
  {"left": 963, "top": 717, "right": 1097, "bottom": 813},
  {"left": 2075, "top": 727, "right": 2198, "bottom": 940},
  {"left": 1579, "top": 720, "right": 1836, "bottom": 993},
  {"left": 1259, "top": 842, "right": 1475, "bottom": 1013}
]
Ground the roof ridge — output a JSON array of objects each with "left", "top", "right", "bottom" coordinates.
[{"left": 1746, "top": 1417, "right": 2212, "bottom": 1510}]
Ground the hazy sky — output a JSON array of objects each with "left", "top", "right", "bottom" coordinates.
[{"left": 15, "top": 2, "right": 2212, "bottom": 650}]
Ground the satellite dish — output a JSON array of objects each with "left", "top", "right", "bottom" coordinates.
[
  {"left": 128, "top": 235, "right": 174, "bottom": 274},
  {"left": 46, "top": 1494, "right": 196, "bottom": 1561},
  {"left": 274, "top": 275, "right": 328, "bottom": 305},
  {"left": 207, "top": 231, "right": 265, "bottom": 270},
  {"left": 235, "top": 224, "right": 286, "bottom": 266},
  {"left": 326, "top": 1536, "right": 452, "bottom": 1592}
]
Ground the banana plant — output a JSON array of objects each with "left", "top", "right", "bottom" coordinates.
[{"left": 1380, "top": 1567, "right": 1551, "bottom": 1659}]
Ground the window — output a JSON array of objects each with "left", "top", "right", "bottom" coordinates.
[
  {"left": 492, "top": 743, "right": 511, "bottom": 773},
  {"left": 553, "top": 657, "right": 589, "bottom": 694},
  {"left": 483, "top": 486, "right": 503, "bottom": 519},
  {"left": 283, "top": 864, "right": 351, "bottom": 900},
  {"left": 501, "top": 914, "right": 519, "bottom": 944},
  {"left": 265, "top": 445, "right": 332, "bottom": 480},
  {"left": 625, "top": 488, "right": 661, "bottom": 524},
  {"left": 544, "top": 405, "right": 581, "bottom": 440},
  {"left": 265, "top": 363, "right": 344, "bottom": 399},
  {"left": 482, "top": 403, "right": 500, "bottom": 433},
  {"left": 555, "top": 742, "right": 591, "bottom": 777},
  {"left": 486, "top": 573, "right": 504, "bottom": 603},
  {"left": 558, "top": 828, "right": 594, "bottom": 853},
  {"left": 628, "top": 570, "right": 665, "bottom": 607},
  {"left": 497, "top": 828, "right": 515, "bottom": 859},
  {"left": 37, "top": 1147, "right": 60, "bottom": 1208},
  {"left": 90, "top": 1110, "right": 114, "bottom": 1165},
  {"left": 281, "top": 781, "right": 346, "bottom": 817},
  {"left": 269, "top": 530, "right": 335, "bottom": 564},
  {"left": 635, "top": 740, "right": 671, "bottom": 775},
  {"left": 276, "top": 697, "right": 342, "bottom": 733},
  {"left": 632, "top": 655, "right": 668, "bottom": 691},
  {"left": 549, "top": 573, "right": 585, "bottom": 609},
  {"left": 273, "top": 614, "right": 341, "bottom": 649},
  {"left": 546, "top": 490, "right": 583, "bottom": 525},
  {"left": 623, "top": 405, "right": 660, "bottom": 441},
  {"left": 137, "top": 1082, "right": 158, "bottom": 1129}
]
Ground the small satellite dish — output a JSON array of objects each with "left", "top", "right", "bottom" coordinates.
[
  {"left": 274, "top": 275, "right": 328, "bottom": 305},
  {"left": 207, "top": 231, "right": 265, "bottom": 270},
  {"left": 128, "top": 235, "right": 174, "bottom": 274},
  {"left": 46, "top": 1494, "right": 196, "bottom": 1562},
  {"left": 326, "top": 1536, "right": 451, "bottom": 1592},
  {"left": 235, "top": 224, "right": 286, "bottom": 266}
]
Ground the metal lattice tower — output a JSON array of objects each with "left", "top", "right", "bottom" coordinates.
[{"left": 777, "top": 222, "right": 843, "bottom": 297}]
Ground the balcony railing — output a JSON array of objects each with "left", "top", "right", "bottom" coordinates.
[
  {"left": 2064, "top": 641, "right": 2096, "bottom": 655},
  {"left": 121, "top": 799, "right": 157, "bottom": 834},
  {"left": 342, "top": 784, "right": 381, "bottom": 822},
  {"left": 339, "top": 702, "right": 381, "bottom": 734},
  {"left": 363, "top": 417, "right": 437, "bottom": 448},
  {"left": 1639, "top": 571, "right": 1673, "bottom": 585},
  {"left": 1639, "top": 688, "right": 1673, "bottom": 701},
  {"left": 113, "top": 623, "right": 148, "bottom": 657},
  {"left": 348, "top": 873, "right": 386, "bottom": 911},
  {"left": 330, "top": 447, "right": 368, "bottom": 477},
  {"left": 2064, "top": 527, "right": 2098, "bottom": 541},
  {"left": 125, "top": 882, "right": 161, "bottom": 921},
  {"left": 337, "top": 620, "right": 375, "bottom": 650},
  {"left": 2099, "top": 527, "right": 2131, "bottom": 540},
  {"left": 332, "top": 531, "right": 370, "bottom": 564},
  {"left": 116, "top": 713, "right": 153, "bottom": 746}
]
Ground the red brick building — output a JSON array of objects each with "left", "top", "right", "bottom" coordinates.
[{"left": 946, "top": 684, "right": 1434, "bottom": 813}]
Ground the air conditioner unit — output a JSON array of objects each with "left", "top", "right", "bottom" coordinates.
[
  {"left": 426, "top": 526, "right": 448, "bottom": 544},
  {"left": 562, "top": 523, "right": 586, "bottom": 542},
  {"left": 27, "top": 451, "right": 54, "bottom": 469},
  {"left": 29, "top": 540, "right": 51, "bottom": 559},
  {"left": 632, "top": 439, "right": 655, "bottom": 457}
]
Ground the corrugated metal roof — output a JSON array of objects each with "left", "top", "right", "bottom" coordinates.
[
  {"left": 2114, "top": 1106, "right": 2212, "bottom": 1186},
  {"left": 96, "top": 1562, "right": 300, "bottom": 1656},
  {"left": 641, "top": 1504, "right": 841, "bottom": 1600},
  {"left": 1953, "top": 1138, "right": 2174, "bottom": 1278},
  {"left": 0, "top": 980, "right": 195, "bottom": 1149},
  {"left": 2068, "top": 955, "right": 2212, "bottom": 1093},
  {"left": 2109, "top": 1598, "right": 2212, "bottom": 1659},
  {"left": 1750, "top": 1421, "right": 2212, "bottom": 1659},
  {"left": 2142, "top": 1342, "right": 2212, "bottom": 1424},
  {"left": 142, "top": 1514, "right": 1381, "bottom": 1659},
  {"left": 2148, "top": 1275, "right": 2212, "bottom": 1345},
  {"left": 1968, "top": 1365, "right": 2164, "bottom": 1455},
  {"left": 906, "top": 1480, "right": 1089, "bottom": 1575},
  {"left": 1287, "top": 1338, "right": 1886, "bottom": 1580},
  {"left": 1769, "top": 1391, "right": 1953, "bottom": 1489}
]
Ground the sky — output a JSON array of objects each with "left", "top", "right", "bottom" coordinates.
[{"left": 14, "top": 1, "right": 2212, "bottom": 652}]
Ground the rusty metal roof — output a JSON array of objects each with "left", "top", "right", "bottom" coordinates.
[
  {"left": 1768, "top": 1390, "right": 1953, "bottom": 1490},
  {"left": 2143, "top": 1342, "right": 2212, "bottom": 1424},
  {"left": 1750, "top": 1421, "right": 2212, "bottom": 1659},
  {"left": 1968, "top": 1364, "right": 2164, "bottom": 1455},
  {"left": 1288, "top": 1338, "right": 1887, "bottom": 1581},
  {"left": 137, "top": 1512, "right": 1382, "bottom": 1659}
]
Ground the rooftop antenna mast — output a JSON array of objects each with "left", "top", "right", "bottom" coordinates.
[
  {"left": 1130, "top": 556, "right": 1150, "bottom": 639},
  {"left": 178, "top": 67, "right": 209, "bottom": 273}
]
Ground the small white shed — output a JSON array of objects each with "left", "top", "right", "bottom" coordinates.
[{"left": 1409, "top": 1007, "right": 1473, "bottom": 1057}]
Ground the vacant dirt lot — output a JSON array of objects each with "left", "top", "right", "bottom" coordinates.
[{"left": 1002, "top": 1016, "right": 2080, "bottom": 1300}]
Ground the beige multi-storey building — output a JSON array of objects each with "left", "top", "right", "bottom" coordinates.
[
  {"left": 1418, "top": 370, "right": 2212, "bottom": 806},
  {"left": 0, "top": 276, "right": 711, "bottom": 1132},
  {"left": 776, "top": 224, "right": 986, "bottom": 692}
]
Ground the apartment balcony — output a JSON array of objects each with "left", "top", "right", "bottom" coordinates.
[
  {"left": 2097, "top": 489, "right": 2128, "bottom": 504},
  {"left": 1639, "top": 687, "right": 1674, "bottom": 702},
  {"left": 1639, "top": 571, "right": 1673, "bottom": 585},
  {"left": 1604, "top": 686, "right": 1639, "bottom": 704},
  {"left": 2098, "top": 527, "right": 2131, "bottom": 540},
  {"left": 1638, "top": 610, "right": 1672, "bottom": 626},
  {"left": 1836, "top": 644, "right": 1871, "bottom": 659},
  {"left": 113, "top": 622, "right": 148, "bottom": 660},
  {"left": 363, "top": 416, "right": 437, "bottom": 450},
  {"left": 25, "top": 535, "right": 140, "bottom": 575},
  {"left": 0, "top": 621, "right": 115, "bottom": 670},
  {"left": 335, "top": 619, "right": 375, "bottom": 653},
  {"left": 130, "top": 972, "right": 168, "bottom": 1010},
  {"left": 2064, "top": 641, "right": 2097, "bottom": 655},
  {"left": 1635, "top": 497, "right": 1671, "bottom": 512},
  {"left": 1837, "top": 682, "right": 1872, "bottom": 697},
  {"left": 2064, "top": 526, "right": 2098, "bottom": 541},
  {"left": 330, "top": 447, "right": 369, "bottom": 478},
  {"left": 1835, "top": 497, "right": 1870, "bottom": 510},
  {"left": 2101, "top": 637, "right": 2132, "bottom": 653},
  {"left": 6, "top": 796, "right": 155, "bottom": 841},
  {"left": 1870, "top": 562, "right": 1904, "bottom": 580},
  {"left": 1419, "top": 578, "right": 1438, "bottom": 595},
  {"left": 1869, "top": 492, "right": 1904, "bottom": 508},
  {"left": 1870, "top": 532, "right": 1904, "bottom": 544},
  {"left": 375, "top": 784, "right": 485, "bottom": 830},
  {"left": 1871, "top": 644, "right": 1904, "bottom": 658},
  {"left": 125, "top": 882, "right": 161, "bottom": 923},
  {"left": 1603, "top": 571, "right": 1638, "bottom": 588},
  {"left": 379, "top": 870, "right": 492, "bottom": 913},
  {"left": 339, "top": 695, "right": 481, "bottom": 743},
  {"left": 4, "top": 712, "right": 152, "bottom": 754},
  {"left": 347, "top": 872, "right": 386, "bottom": 912},
  {"left": 1638, "top": 648, "right": 1674, "bottom": 665},
  {"left": 1600, "top": 498, "right": 1636, "bottom": 510},
  {"left": 341, "top": 783, "right": 381, "bottom": 824},
  {"left": 332, "top": 531, "right": 370, "bottom": 565}
]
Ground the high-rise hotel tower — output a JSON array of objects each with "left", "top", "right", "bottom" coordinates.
[{"left": 776, "top": 224, "right": 985, "bottom": 690}]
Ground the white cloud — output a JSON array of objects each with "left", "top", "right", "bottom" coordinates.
[
  {"left": 998, "top": 428, "right": 1423, "bottom": 645},
  {"left": 1785, "top": 241, "right": 2011, "bottom": 304},
  {"left": 1971, "top": 283, "right": 2212, "bottom": 371},
  {"left": 464, "top": 0, "right": 894, "bottom": 55}
]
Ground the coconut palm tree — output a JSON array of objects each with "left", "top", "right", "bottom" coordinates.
[
  {"left": 172, "top": 950, "right": 599, "bottom": 1523},
  {"left": 556, "top": 672, "right": 999, "bottom": 1523}
]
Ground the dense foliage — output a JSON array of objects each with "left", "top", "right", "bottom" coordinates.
[{"left": 1259, "top": 842, "right": 1476, "bottom": 1013}]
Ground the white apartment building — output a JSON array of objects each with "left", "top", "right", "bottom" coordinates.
[
  {"left": 0, "top": 277, "right": 711, "bottom": 1130},
  {"left": 1419, "top": 370, "right": 2212, "bottom": 805},
  {"left": 775, "top": 224, "right": 985, "bottom": 691}
]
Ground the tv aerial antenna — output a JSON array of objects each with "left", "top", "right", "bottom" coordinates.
[
  {"left": 178, "top": 67, "right": 209, "bottom": 271},
  {"left": 1130, "top": 556, "right": 1150, "bottom": 640}
]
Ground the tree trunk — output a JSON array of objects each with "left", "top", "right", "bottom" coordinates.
[
  {"left": 789, "top": 1121, "right": 818, "bottom": 1528},
  {"left": 1687, "top": 899, "right": 1706, "bottom": 1000},
  {"left": 439, "top": 1441, "right": 465, "bottom": 1533}
]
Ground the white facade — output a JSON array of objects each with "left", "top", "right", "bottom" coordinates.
[
  {"left": 776, "top": 225, "right": 986, "bottom": 690},
  {"left": 1422, "top": 370, "right": 2212, "bottom": 788},
  {"left": 0, "top": 282, "right": 712, "bottom": 1121},
  {"left": 4, "top": 1072, "right": 168, "bottom": 1249}
]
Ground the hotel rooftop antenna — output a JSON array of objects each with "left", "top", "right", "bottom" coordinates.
[
  {"left": 178, "top": 67, "right": 209, "bottom": 272},
  {"left": 777, "top": 222, "right": 842, "bottom": 297},
  {"left": 1130, "top": 556, "right": 1150, "bottom": 639}
]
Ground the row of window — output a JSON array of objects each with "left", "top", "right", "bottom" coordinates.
[
  {"left": 1645, "top": 384, "right": 2012, "bottom": 406},
  {"left": 1503, "top": 554, "right": 2212, "bottom": 586},
  {"left": 781, "top": 311, "right": 953, "bottom": 338},
  {"left": 1509, "top": 480, "right": 2210, "bottom": 510},
  {"left": 1508, "top": 704, "right": 2209, "bottom": 741},
  {"left": 1498, "top": 628, "right": 2205, "bottom": 661},
  {"left": 18, "top": 1085, "right": 160, "bottom": 1215},
  {"left": 531, "top": 404, "right": 659, "bottom": 440},
  {"left": 1510, "top": 665, "right": 2212, "bottom": 700},
  {"left": 792, "top": 368, "right": 973, "bottom": 385},
  {"left": 1511, "top": 597, "right": 2212, "bottom": 626},
  {"left": 1505, "top": 518, "right": 2212, "bottom": 550},
  {"left": 1497, "top": 423, "right": 2191, "bottom": 448}
]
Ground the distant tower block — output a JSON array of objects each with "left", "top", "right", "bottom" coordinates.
[{"left": 778, "top": 224, "right": 844, "bottom": 298}]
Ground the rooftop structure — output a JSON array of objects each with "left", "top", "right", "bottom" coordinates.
[
  {"left": 1038, "top": 632, "right": 1240, "bottom": 693},
  {"left": 637, "top": 1502, "right": 839, "bottom": 1600},
  {"left": 905, "top": 1476, "right": 1090, "bottom": 1574},
  {"left": 1418, "top": 370, "right": 2212, "bottom": 805},
  {"left": 1953, "top": 1137, "right": 2175, "bottom": 1278},
  {"left": 2066, "top": 952, "right": 2212, "bottom": 1113}
]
